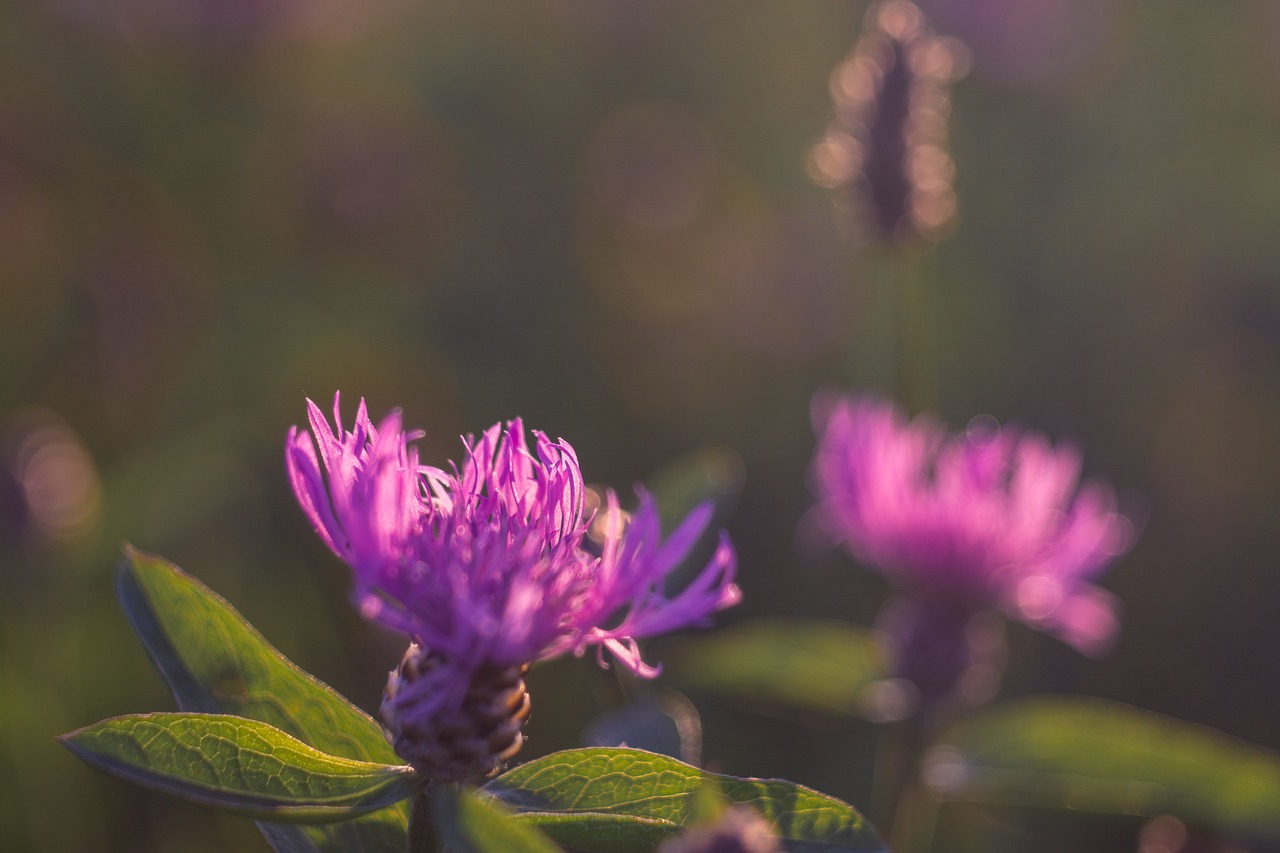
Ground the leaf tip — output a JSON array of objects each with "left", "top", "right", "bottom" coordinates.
[{"left": 55, "top": 726, "right": 94, "bottom": 762}]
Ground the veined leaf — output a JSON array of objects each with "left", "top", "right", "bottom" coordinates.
[
  {"left": 433, "top": 786, "right": 562, "bottom": 853},
  {"left": 117, "top": 546, "right": 398, "bottom": 762},
  {"left": 485, "top": 746, "right": 886, "bottom": 853},
  {"left": 60, "top": 713, "right": 415, "bottom": 823},
  {"left": 928, "top": 697, "right": 1280, "bottom": 837},
  {"left": 664, "top": 618, "right": 888, "bottom": 718},
  {"left": 116, "top": 546, "right": 410, "bottom": 850}
]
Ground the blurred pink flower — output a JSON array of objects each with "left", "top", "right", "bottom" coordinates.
[{"left": 811, "top": 392, "right": 1133, "bottom": 655}]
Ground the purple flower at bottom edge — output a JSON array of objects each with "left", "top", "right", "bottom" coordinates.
[
  {"left": 810, "top": 392, "right": 1134, "bottom": 657},
  {"left": 287, "top": 394, "right": 740, "bottom": 776}
]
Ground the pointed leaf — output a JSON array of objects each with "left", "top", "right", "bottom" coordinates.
[
  {"left": 484, "top": 747, "right": 886, "bottom": 853},
  {"left": 60, "top": 713, "right": 415, "bottom": 822},
  {"left": 928, "top": 697, "right": 1280, "bottom": 837},
  {"left": 663, "top": 618, "right": 888, "bottom": 718},
  {"left": 116, "top": 546, "right": 409, "bottom": 850},
  {"left": 433, "top": 786, "right": 562, "bottom": 853},
  {"left": 117, "top": 546, "right": 397, "bottom": 762}
]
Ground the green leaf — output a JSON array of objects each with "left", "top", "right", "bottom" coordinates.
[
  {"left": 59, "top": 713, "right": 415, "bottom": 823},
  {"left": 433, "top": 786, "right": 562, "bottom": 853},
  {"left": 662, "top": 618, "right": 889, "bottom": 718},
  {"left": 484, "top": 747, "right": 886, "bottom": 853},
  {"left": 116, "top": 546, "right": 410, "bottom": 850},
  {"left": 928, "top": 697, "right": 1280, "bottom": 837},
  {"left": 255, "top": 815, "right": 410, "bottom": 853},
  {"left": 117, "top": 546, "right": 398, "bottom": 762}
]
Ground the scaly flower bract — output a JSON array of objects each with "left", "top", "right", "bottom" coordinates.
[{"left": 811, "top": 393, "right": 1133, "bottom": 656}]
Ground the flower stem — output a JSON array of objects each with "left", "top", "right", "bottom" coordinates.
[
  {"left": 896, "top": 248, "right": 936, "bottom": 414},
  {"left": 855, "top": 251, "right": 897, "bottom": 396},
  {"left": 857, "top": 248, "right": 936, "bottom": 413},
  {"left": 889, "top": 783, "right": 941, "bottom": 853},
  {"left": 408, "top": 785, "right": 439, "bottom": 853},
  {"left": 868, "top": 715, "right": 924, "bottom": 839}
]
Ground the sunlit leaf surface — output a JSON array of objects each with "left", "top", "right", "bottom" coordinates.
[
  {"left": 929, "top": 697, "right": 1280, "bottom": 837},
  {"left": 485, "top": 746, "right": 886, "bottom": 853},
  {"left": 60, "top": 713, "right": 414, "bottom": 822},
  {"left": 116, "top": 547, "right": 410, "bottom": 850}
]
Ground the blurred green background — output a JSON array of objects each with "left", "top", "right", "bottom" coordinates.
[{"left": 3, "top": 1, "right": 1280, "bottom": 850}]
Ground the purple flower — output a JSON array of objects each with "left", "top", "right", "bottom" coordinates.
[
  {"left": 286, "top": 393, "right": 740, "bottom": 710},
  {"left": 811, "top": 393, "right": 1133, "bottom": 656}
]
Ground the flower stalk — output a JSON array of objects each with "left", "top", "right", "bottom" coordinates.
[
  {"left": 811, "top": 392, "right": 1134, "bottom": 838},
  {"left": 811, "top": 1, "right": 967, "bottom": 408},
  {"left": 408, "top": 786, "right": 439, "bottom": 853}
]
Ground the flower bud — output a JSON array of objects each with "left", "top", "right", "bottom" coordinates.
[{"left": 381, "top": 644, "right": 531, "bottom": 784}]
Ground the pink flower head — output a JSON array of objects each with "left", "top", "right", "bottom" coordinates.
[
  {"left": 811, "top": 393, "right": 1133, "bottom": 655},
  {"left": 286, "top": 393, "right": 741, "bottom": 686}
]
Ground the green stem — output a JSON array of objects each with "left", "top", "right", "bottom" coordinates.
[
  {"left": 868, "top": 716, "right": 924, "bottom": 838},
  {"left": 408, "top": 785, "right": 439, "bottom": 853},
  {"left": 897, "top": 249, "right": 935, "bottom": 414},
  {"left": 890, "top": 784, "right": 941, "bottom": 853},
  {"left": 856, "top": 248, "right": 936, "bottom": 414},
  {"left": 855, "top": 251, "right": 898, "bottom": 396}
]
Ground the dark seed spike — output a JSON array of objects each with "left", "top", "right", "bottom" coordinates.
[{"left": 810, "top": 0, "right": 968, "bottom": 247}]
